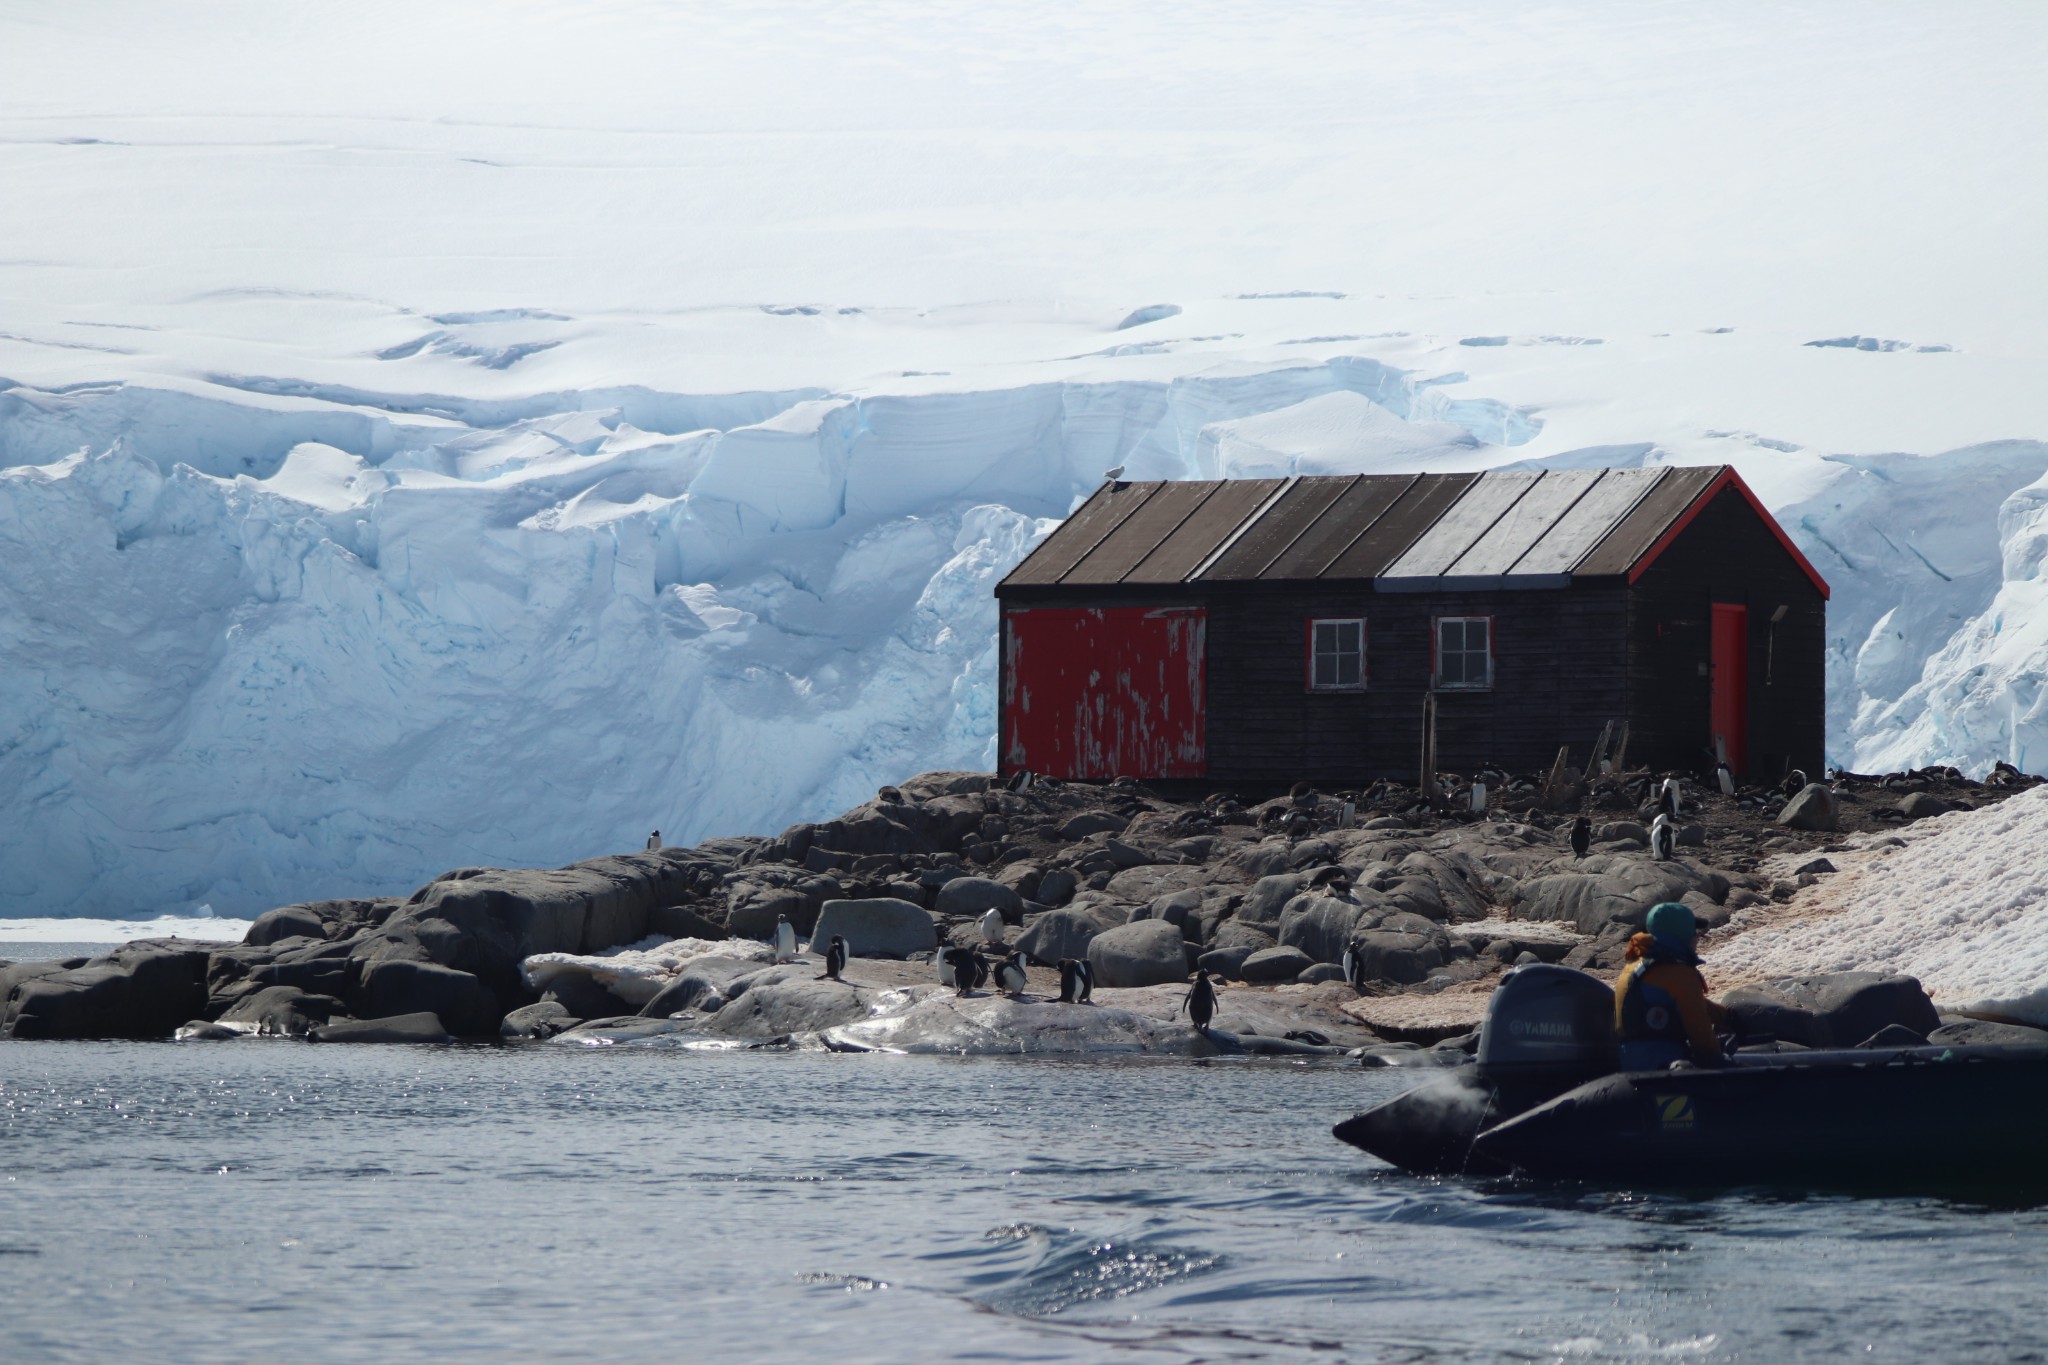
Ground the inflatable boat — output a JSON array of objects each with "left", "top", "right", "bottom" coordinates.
[{"left": 1333, "top": 965, "right": 2048, "bottom": 1195}]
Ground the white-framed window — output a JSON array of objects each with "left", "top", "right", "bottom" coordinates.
[
  {"left": 1433, "top": 615, "right": 1493, "bottom": 689},
  {"left": 1307, "top": 617, "right": 1367, "bottom": 691}
]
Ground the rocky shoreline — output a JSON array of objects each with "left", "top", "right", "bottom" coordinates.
[{"left": 4, "top": 764, "right": 2043, "bottom": 1057}]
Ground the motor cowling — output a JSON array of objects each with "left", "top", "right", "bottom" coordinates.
[{"left": 1477, "top": 963, "right": 1619, "bottom": 1080}]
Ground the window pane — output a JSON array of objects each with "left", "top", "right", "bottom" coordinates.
[
  {"left": 1336, "top": 652, "right": 1359, "bottom": 687},
  {"left": 1337, "top": 621, "right": 1360, "bottom": 653},
  {"left": 1314, "top": 653, "right": 1336, "bottom": 687}
]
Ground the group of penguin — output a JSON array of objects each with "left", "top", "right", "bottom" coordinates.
[{"left": 940, "top": 908, "right": 1094, "bottom": 1004}]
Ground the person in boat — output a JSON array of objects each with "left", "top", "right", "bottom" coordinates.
[{"left": 1613, "top": 901, "right": 1729, "bottom": 1069}]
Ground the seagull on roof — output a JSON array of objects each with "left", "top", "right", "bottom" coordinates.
[{"left": 1103, "top": 465, "right": 1126, "bottom": 482}]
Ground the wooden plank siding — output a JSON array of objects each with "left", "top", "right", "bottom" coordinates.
[{"left": 1622, "top": 485, "right": 1827, "bottom": 778}]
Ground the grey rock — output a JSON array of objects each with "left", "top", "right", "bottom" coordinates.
[
  {"left": 1197, "top": 946, "right": 1255, "bottom": 980},
  {"left": 934, "top": 876, "right": 1024, "bottom": 921},
  {"left": 553, "top": 1016, "right": 701, "bottom": 1045},
  {"left": 543, "top": 973, "right": 631, "bottom": 1021},
  {"left": 175, "top": 1020, "right": 244, "bottom": 1041},
  {"left": 354, "top": 959, "right": 501, "bottom": 1037},
  {"left": 1034, "top": 869, "right": 1079, "bottom": 907},
  {"left": 1678, "top": 823, "right": 1707, "bottom": 847},
  {"left": 1899, "top": 791, "right": 1950, "bottom": 820},
  {"left": 1276, "top": 895, "right": 1375, "bottom": 963},
  {"left": 1777, "top": 783, "right": 1839, "bottom": 831},
  {"left": 638, "top": 956, "right": 762, "bottom": 1017},
  {"left": 501, "top": 1001, "right": 580, "bottom": 1040},
  {"left": 648, "top": 904, "right": 727, "bottom": 941},
  {"left": 244, "top": 905, "right": 330, "bottom": 946},
  {"left": 1297, "top": 963, "right": 1349, "bottom": 985},
  {"left": 726, "top": 884, "right": 822, "bottom": 939},
  {"left": 1239, "top": 946, "right": 1316, "bottom": 982},
  {"left": 1104, "top": 863, "right": 1207, "bottom": 902},
  {"left": 1595, "top": 820, "right": 1650, "bottom": 845},
  {"left": 1014, "top": 909, "right": 1101, "bottom": 966},
  {"left": 1345, "top": 930, "right": 1445, "bottom": 986},
  {"left": 1087, "top": 919, "right": 1191, "bottom": 989},
  {"left": 1057, "top": 811, "right": 1128, "bottom": 840},
  {"left": 1239, "top": 873, "right": 1306, "bottom": 925},
  {"left": 3, "top": 941, "right": 211, "bottom": 1040},
  {"left": 217, "top": 985, "right": 347, "bottom": 1037},
  {"left": 310, "top": 1012, "right": 454, "bottom": 1045},
  {"left": 1721, "top": 971, "right": 1939, "bottom": 1048},
  {"left": 1793, "top": 857, "right": 1837, "bottom": 877},
  {"left": 1209, "top": 919, "right": 1277, "bottom": 956},
  {"left": 702, "top": 967, "right": 879, "bottom": 1039},
  {"left": 808, "top": 898, "right": 938, "bottom": 959},
  {"left": 1927, "top": 1018, "right": 2048, "bottom": 1047}
]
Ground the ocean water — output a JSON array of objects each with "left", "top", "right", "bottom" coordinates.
[{"left": 3, "top": 1045, "right": 2045, "bottom": 1363}]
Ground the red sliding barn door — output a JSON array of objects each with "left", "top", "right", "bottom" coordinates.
[
  {"left": 1003, "top": 607, "right": 1207, "bottom": 779},
  {"left": 1710, "top": 603, "right": 1749, "bottom": 775}
]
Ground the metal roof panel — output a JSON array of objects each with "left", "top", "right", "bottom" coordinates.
[
  {"left": 1198, "top": 475, "right": 1355, "bottom": 580},
  {"left": 1381, "top": 471, "right": 1542, "bottom": 578},
  {"left": 1060, "top": 479, "right": 1220, "bottom": 584},
  {"left": 1573, "top": 465, "right": 1722, "bottom": 578},
  {"left": 1446, "top": 469, "right": 1607, "bottom": 577},
  {"left": 1125, "top": 477, "right": 1286, "bottom": 582},
  {"left": 1001, "top": 481, "right": 1163, "bottom": 586},
  {"left": 1509, "top": 467, "right": 1663, "bottom": 575},
  {"left": 1321, "top": 473, "right": 1478, "bottom": 579}
]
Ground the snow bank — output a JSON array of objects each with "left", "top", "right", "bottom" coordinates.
[
  {"left": 0, "top": 916, "right": 252, "bottom": 943},
  {"left": 1713, "top": 788, "right": 2048, "bottom": 1026}
]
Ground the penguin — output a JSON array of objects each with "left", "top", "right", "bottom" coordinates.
[
  {"left": 818, "top": 934, "right": 848, "bottom": 982},
  {"left": 971, "top": 951, "right": 991, "bottom": 991},
  {"left": 1649, "top": 813, "right": 1676, "bottom": 861},
  {"left": 1008, "top": 769, "right": 1036, "bottom": 793},
  {"left": 773, "top": 913, "right": 798, "bottom": 964},
  {"left": 940, "top": 946, "right": 979, "bottom": 996},
  {"left": 1713, "top": 760, "right": 1736, "bottom": 796},
  {"left": 993, "top": 952, "right": 1028, "bottom": 997},
  {"left": 1057, "top": 958, "right": 1085, "bottom": 1003},
  {"left": 1656, "top": 778, "right": 1682, "bottom": 819},
  {"left": 1342, "top": 941, "right": 1367, "bottom": 992},
  {"left": 646, "top": 830, "right": 661, "bottom": 851},
  {"left": 1569, "top": 815, "right": 1592, "bottom": 860},
  {"left": 979, "top": 907, "right": 1006, "bottom": 947},
  {"left": 1783, "top": 769, "right": 1808, "bottom": 798},
  {"left": 1183, "top": 968, "right": 1217, "bottom": 1035}
]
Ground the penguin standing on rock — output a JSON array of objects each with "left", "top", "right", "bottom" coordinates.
[
  {"left": 773, "top": 914, "right": 798, "bottom": 964},
  {"left": 819, "top": 935, "right": 848, "bottom": 982},
  {"left": 1569, "top": 815, "right": 1592, "bottom": 860},
  {"left": 1649, "top": 813, "right": 1677, "bottom": 861},
  {"left": 646, "top": 830, "right": 661, "bottom": 851},
  {"left": 1656, "top": 778, "right": 1682, "bottom": 819},
  {"left": 1058, "top": 958, "right": 1093, "bottom": 1004},
  {"left": 1183, "top": 968, "right": 1217, "bottom": 1035},
  {"left": 939, "top": 946, "right": 979, "bottom": 996},
  {"left": 979, "top": 907, "right": 1006, "bottom": 948},
  {"left": 1342, "top": 941, "right": 1368, "bottom": 992},
  {"left": 994, "top": 952, "right": 1028, "bottom": 998}
]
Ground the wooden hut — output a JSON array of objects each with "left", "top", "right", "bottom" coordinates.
[{"left": 995, "top": 466, "right": 1828, "bottom": 789}]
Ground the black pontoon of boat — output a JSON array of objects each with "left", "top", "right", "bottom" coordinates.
[{"left": 1333, "top": 964, "right": 2048, "bottom": 1194}]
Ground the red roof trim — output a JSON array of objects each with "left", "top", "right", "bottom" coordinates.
[{"left": 1626, "top": 468, "right": 1831, "bottom": 600}]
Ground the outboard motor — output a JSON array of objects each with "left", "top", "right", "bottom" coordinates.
[
  {"left": 1334, "top": 965, "right": 1618, "bottom": 1176},
  {"left": 1477, "top": 964, "right": 1619, "bottom": 1101}
]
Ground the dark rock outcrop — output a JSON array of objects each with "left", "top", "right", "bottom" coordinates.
[
  {"left": 310, "top": 1012, "right": 454, "bottom": 1045},
  {"left": 3, "top": 941, "right": 211, "bottom": 1040},
  {"left": 1087, "top": 920, "right": 1189, "bottom": 988},
  {"left": 1721, "top": 971, "right": 1939, "bottom": 1048},
  {"left": 353, "top": 960, "right": 501, "bottom": 1037}
]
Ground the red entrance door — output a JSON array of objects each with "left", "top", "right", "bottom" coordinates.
[
  {"left": 1710, "top": 603, "right": 1749, "bottom": 775},
  {"left": 1002, "top": 606, "right": 1207, "bottom": 779}
]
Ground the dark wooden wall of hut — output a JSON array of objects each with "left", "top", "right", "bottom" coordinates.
[
  {"left": 1623, "top": 485, "right": 1827, "bottom": 779},
  {"left": 998, "top": 582, "right": 1632, "bottom": 788}
]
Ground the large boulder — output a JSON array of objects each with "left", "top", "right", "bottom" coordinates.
[
  {"left": 1720, "top": 972, "right": 1940, "bottom": 1048},
  {"left": 1345, "top": 930, "right": 1445, "bottom": 986},
  {"left": 310, "top": 1012, "right": 453, "bottom": 1045},
  {"left": 1898, "top": 791, "right": 1951, "bottom": 821},
  {"left": 701, "top": 967, "right": 880, "bottom": 1039},
  {"left": 1058, "top": 811, "right": 1128, "bottom": 840},
  {"left": 217, "top": 986, "right": 346, "bottom": 1037},
  {"left": 3, "top": 941, "right": 211, "bottom": 1040},
  {"left": 353, "top": 960, "right": 501, "bottom": 1037},
  {"left": 542, "top": 972, "right": 632, "bottom": 1021},
  {"left": 934, "top": 877, "right": 1024, "bottom": 921},
  {"left": 638, "top": 955, "right": 763, "bottom": 1017},
  {"left": 1777, "top": 783, "right": 1839, "bottom": 831},
  {"left": 808, "top": 898, "right": 938, "bottom": 959},
  {"left": 1239, "top": 946, "right": 1316, "bottom": 983},
  {"left": 244, "top": 905, "right": 329, "bottom": 946},
  {"left": 1014, "top": 909, "right": 1102, "bottom": 967},
  {"left": 1034, "top": 869, "right": 1079, "bottom": 907},
  {"left": 500, "top": 1001, "right": 580, "bottom": 1040},
  {"left": 1511, "top": 857, "right": 1718, "bottom": 935},
  {"left": 1276, "top": 895, "right": 1376, "bottom": 964},
  {"left": 1104, "top": 864, "right": 1209, "bottom": 902},
  {"left": 1087, "top": 920, "right": 1190, "bottom": 988},
  {"left": 1238, "top": 873, "right": 1306, "bottom": 926}
]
